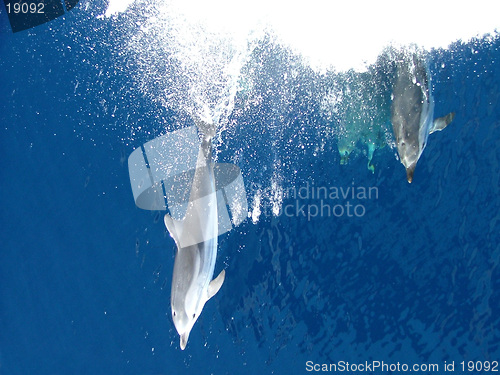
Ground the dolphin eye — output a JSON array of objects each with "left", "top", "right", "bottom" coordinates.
[
  {"left": 192, "top": 314, "right": 196, "bottom": 318},
  {"left": 173, "top": 311, "right": 176, "bottom": 316}
]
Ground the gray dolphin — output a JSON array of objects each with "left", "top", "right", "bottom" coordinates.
[
  {"left": 164, "top": 120, "right": 225, "bottom": 350},
  {"left": 391, "top": 52, "right": 455, "bottom": 183}
]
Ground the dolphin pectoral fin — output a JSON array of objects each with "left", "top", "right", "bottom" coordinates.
[
  {"left": 207, "top": 269, "right": 225, "bottom": 300},
  {"left": 430, "top": 112, "right": 455, "bottom": 134},
  {"left": 164, "top": 214, "right": 183, "bottom": 248}
]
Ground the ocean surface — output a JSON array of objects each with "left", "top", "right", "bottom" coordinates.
[{"left": 1, "top": 2, "right": 499, "bottom": 375}]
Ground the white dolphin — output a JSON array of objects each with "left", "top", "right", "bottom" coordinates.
[
  {"left": 164, "top": 120, "right": 225, "bottom": 350},
  {"left": 391, "top": 52, "right": 455, "bottom": 183}
]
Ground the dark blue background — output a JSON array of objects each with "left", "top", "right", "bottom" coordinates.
[{"left": 1, "top": 3, "right": 499, "bottom": 374}]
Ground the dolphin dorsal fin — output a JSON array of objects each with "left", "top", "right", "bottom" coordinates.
[
  {"left": 430, "top": 112, "right": 455, "bottom": 134},
  {"left": 207, "top": 269, "right": 225, "bottom": 300},
  {"left": 164, "top": 214, "right": 184, "bottom": 249}
]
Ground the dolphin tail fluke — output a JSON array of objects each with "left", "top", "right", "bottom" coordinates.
[
  {"left": 430, "top": 112, "right": 455, "bottom": 134},
  {"left": 207, "top": 269, "right": 225, "bottom": 300},
  {"left": 194, "top": 118, "right": 216, "bottom": 139}
]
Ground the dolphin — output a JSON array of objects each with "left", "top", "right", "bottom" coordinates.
[
  {"left": 391, "top": 52, "right": 455, "bottom": 183},
  {"left": 164, "top": 120, "right": 225, "bottom": 350}
]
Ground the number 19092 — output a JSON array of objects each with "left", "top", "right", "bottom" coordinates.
[
  {"left": 461, "top": 361, "right": 499, "bottom": 372},
  {"left": 6, "top": 2, "right": 45, "bottom": 14}
]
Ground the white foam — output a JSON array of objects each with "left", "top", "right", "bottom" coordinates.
[
  {"left": 105, "top": 0, "right": 499, "bottom": 70},
  {"left": 104, "top": 0, "right": 136, "bottom": 17}
]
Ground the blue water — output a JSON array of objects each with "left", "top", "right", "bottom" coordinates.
[{"left": 1, "top": 3, "right": 499, "bottom": 375}]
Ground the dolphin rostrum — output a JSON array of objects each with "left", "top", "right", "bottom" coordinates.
[
  {"left": 164, "top": 119, "right": 225, "bottom": 350},
  {"left": 391, "top": 52, "right": 455, "bottom": 183}
]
